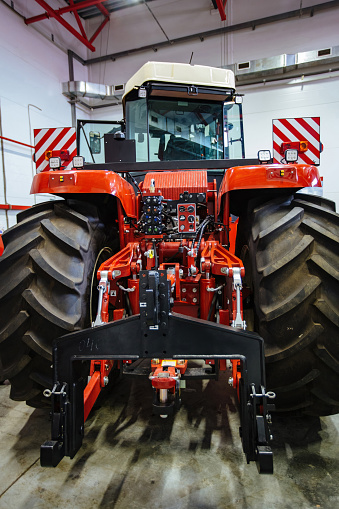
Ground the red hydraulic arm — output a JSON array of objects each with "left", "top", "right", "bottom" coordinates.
[
  {"left": 98, "top": 242, "right": 141, "bottom": 281},
  {"left": 84, "top": 360, "right": 115, "bottom": 421},
  {"left": 200, "top": 240, "right": 244, "bottom": 277}
]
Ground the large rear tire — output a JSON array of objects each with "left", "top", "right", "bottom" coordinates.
[
  {"left": 0, "top": 200, "right": 113, "bottom": 407},
  {"left": 245, "top": 193, "right": 339, "bottom": 416}
]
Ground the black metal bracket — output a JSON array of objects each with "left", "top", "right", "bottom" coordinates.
[
  {"left": 40, "top": 309, "right": 274, "bottom": 472},
  {"left": 40, "top": 271, "right": 274, "bottom": 472},
  {"left": 139, "top": 270, "right": 170, "bottom": 331}
]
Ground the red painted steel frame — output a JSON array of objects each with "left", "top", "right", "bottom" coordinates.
[
  {"left": 97, "top": 2, "right": 110, "bottom": 17},
  {"left": 89, "top": 17, "right": 110, "bottom": 44},
  {"left": 0, "top": 136, "right": 34, "bottom": 149},
  {"left": 0, "top": 204, "right": 30, "bottom": 210},
  {"left": 70, "top": 0, "right": 88, "bottom": 41},
  {"left": 26, "top": 0, "right": 109, "bottom": 21},
  {"left": 25, "top": 1, "right": 110, "bottom": 52},
  {"left": 215, "top": 0, "right": 227, "bottom": 21}
]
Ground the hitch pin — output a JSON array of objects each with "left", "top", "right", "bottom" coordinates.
[
  {"left": 251, "top": 391, "right": 276, "bottom": 399},
  {"left": 43, "top": 382, "right": 67, "bottom": 398}
]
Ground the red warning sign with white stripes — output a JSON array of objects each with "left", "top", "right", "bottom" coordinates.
[
  {"left": 34, "top": 127, "right": 77, "bottom": 172},
  {"left": 273, "top": 117, "right": 321, "bottom": 165}
]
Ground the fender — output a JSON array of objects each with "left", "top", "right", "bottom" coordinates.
[
  {"left": 217, "top": 164, "right": 322, "bottom": 213},
  {"left": 31, "top": 169, "right": 137, "bottom": 217}
]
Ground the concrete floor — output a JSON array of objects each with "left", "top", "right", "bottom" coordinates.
[{"left": 0, "top": 372, "right": 339, "bottom": 509}]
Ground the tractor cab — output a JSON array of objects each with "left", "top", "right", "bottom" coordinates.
[
  {"left": 123, "top": 61, "right": 245, "bottom": 161},
  {"left": 77, "top": 62, "right": 245, "bottom": 164}
]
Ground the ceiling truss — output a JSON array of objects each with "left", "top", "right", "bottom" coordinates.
[
  {"left": 24, "top": 0, "right": 227, "bottom": 52},
  {"left": 22, "top": 0, "right": 339, "bottom": 57},
  {"left": 25, "top": 0, "right": 110, "bottom": 52}
]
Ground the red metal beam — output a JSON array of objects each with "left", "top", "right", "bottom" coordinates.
[
  {"left": 89, "top": 16, "right": 109, "bottom": 44},
  {"left": 0, "top": 204, "right": 30, "bottom": 210},
  {"left": 97, "top": 2, "right": 110, "bottom": 17},
  {"left": 25, "top": 12, "right": 51, "bottom": 24},
  {"left": 69, "top": 0, "right": 88, "bottom": 41},
  {"left": 215, "top": 0, "right": 227, "bottom": 21},
  {"left": 32, "top": 0, "right": 96, "bottom": 51},
  {"left": 0, "top": 136, "right": 34, "bottom": 149},
  {"left": 25, "top": 0, "right": 109, "bottom": 24},
  {"left": 25, "top": 1, "right": 110, "bottom": 52}
]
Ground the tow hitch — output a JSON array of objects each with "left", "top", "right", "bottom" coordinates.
[{"left": 40, "top": 270, "right": 275, "bottom": 473}]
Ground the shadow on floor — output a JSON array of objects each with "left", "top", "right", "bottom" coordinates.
[
  {"left": 9, "top": 370, "right": 333, "bottom": 467},
  {"left": 5, "top": 366, "right": 339, "bottom": 509}
]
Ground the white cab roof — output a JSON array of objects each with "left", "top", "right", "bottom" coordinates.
[{"left": 123, "top": 61, "right": 235, "bottom": 100}]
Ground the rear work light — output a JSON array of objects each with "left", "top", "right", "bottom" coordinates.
[
  {"left": 258, "top": 150, "right": 272, "bottom": 164},
  {"left": 284, "top": 149, "right": 299, "bottom": 163},
  {"left": 73, "top": 156, "right": 84, "bottom": 169},
  {"left": 49, "top": 157, "right": 61, "bottom": 170}
]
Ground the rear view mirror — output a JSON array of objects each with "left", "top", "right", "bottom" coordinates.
[{"left": 89, "top": 131, "right": 101, "bottom": 154}]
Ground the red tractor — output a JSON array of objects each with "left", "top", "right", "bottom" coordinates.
[{"left": 0, "top": 62, "right": 338, "bottom": 473}]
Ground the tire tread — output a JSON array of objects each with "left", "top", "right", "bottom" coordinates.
[{"left": 246, "top": 193, "right": 339, "bottom": 416}]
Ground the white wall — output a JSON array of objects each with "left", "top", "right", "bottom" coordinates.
[
  {"left": 227, "top": 0, "right": 339, "bottom": 62},
  {"left": 241, "top": 77, "right": 339, "bottom": 206},
  {"left": 0, "top": 3, "right": 89, "bottom": 230}
]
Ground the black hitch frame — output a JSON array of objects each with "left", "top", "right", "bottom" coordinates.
[{"left": 41, "top": 270, "right": 275, "bottom": 473}]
